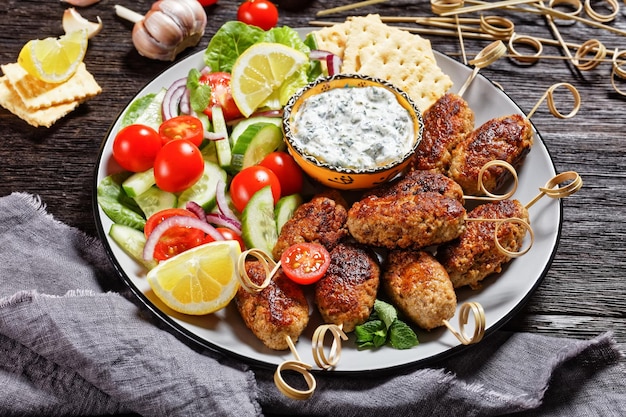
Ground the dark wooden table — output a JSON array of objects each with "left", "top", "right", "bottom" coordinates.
[{"left": 1, "top": 0, "right": 624, "bottom": 374}]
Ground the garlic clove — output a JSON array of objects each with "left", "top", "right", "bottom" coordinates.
[
  {"left": 61, "top": 0, "right": 102, "bottom": 7},
  {"left": 63, "top": 8, "right": 103, "bottom": 39}
]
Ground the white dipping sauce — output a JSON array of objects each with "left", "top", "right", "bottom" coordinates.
[{"left": 290, "top": 86, "right": 415, "bottom": 170}]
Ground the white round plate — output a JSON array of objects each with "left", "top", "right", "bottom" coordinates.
[{"left": 94, "top": 32, "right": 561, "bottom": 374}]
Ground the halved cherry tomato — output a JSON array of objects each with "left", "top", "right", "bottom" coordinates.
[
  {"left": 237, "top": 0, "right": 279, "bottom": 31},
  {"left": 203, "top": 227, "right": 246, "bottom": 251},
  {"left": 230, "top": 165, "right": 281, "bottom": 213},
  {"left": 112, "top": 124, "right": 162, "bottom": 172},
  {"left": 154, "top": 139, "right": 204, "bottom": 193},
  {"left": 159, "top": 115, "right": 204, "bottom": 147},
  {"left": 199, "top": 72, "right": 243, "bottom": 121},
  {"left": 144, "top": 208, "right": 205, "bottom": 261},
  {"left": 259, "top": 151, "right": 304, "bottom": 196},
  {"left": 280, "top": 242, "right": 331, "bottom": 285},
  {"left": 197, "top": 0, "right": 218, "bottom": 6}
]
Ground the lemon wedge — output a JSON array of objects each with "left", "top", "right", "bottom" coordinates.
[
  {"left": 17, "top": 30, "right": 88, "bottom": 83},
  {"left": 230, "top": 42, "right": 308, "bottom": 118},
  {"left": 147, "top": 240, "right": 242, "bottom": 315}
]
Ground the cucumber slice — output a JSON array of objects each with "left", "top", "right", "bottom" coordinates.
[
  {"left": 200, "top": 140, "right": 219, "bottom": 164},
  {"left": 275, "top": 193, "right": 303, "bottom": 234},
  {"left": 211, "top": 106, "right": 231, "bottom": 169},
  {"left": 230, "top": 123, "right": 283, "bottom": 172},
  {"left": 230, "top": 116, "right": 282, "bottom": 147},
  {"left": 109, "top": 224, "right": 157, "bottom": 270},
  {"left": 131, "top": 88, "right": 166, "bottom": 131},
  {"left": 177, "top": 161, "right": 227, "bottom": 211},
  {"left": 242, "top": 186, "right": 278, "bottom": 255},
  {"left": 122, "top": 168, "right": 156, "bottom": 198},
  {"left": 133, "top": 186, "right": 177, "bottom": 219}
]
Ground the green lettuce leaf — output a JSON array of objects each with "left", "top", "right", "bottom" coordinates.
[{"left": 203, "top": 21, "right": 266, "bottom": 73}]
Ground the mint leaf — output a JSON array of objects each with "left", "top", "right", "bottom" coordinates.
[
  {"left": 186, "top": 68, "right": 212, "bottom": 113},
  {"left": 355, "top": 299, "right": 419, "bottom": 351},
  {"left": 389, "top": 320, "right": 419, "bottom": 350},
  {"left": 374, "top": 299, "right": 398, "bottom": 329}
]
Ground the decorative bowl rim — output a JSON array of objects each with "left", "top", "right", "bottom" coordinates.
[{"left": 282, "top": 73, "right": 424, "bottom": 175}]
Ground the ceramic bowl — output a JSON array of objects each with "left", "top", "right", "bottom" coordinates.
[{"left": 282, "top": 73, "right": 423, "bottom": 190}]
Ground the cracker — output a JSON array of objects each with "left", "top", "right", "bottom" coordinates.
[
  {"left": 0, "top": 76, "right": 79, "bottom": 128},
  {"left": 1, "top": 62, "right": 101, "bottom": 110},
  {"left": 312, "top": 20, "right": 352, "bottom": 59},
  {"left": 312, "top": 15, "right": 453, "bottom": 112}
]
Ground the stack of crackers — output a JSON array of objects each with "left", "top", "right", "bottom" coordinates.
[
  {"left": 312, "top": 14, "right": 453, "bottom": 112},
  {"left": 0, "top": 62, "right": 101, "bottom": 128}
]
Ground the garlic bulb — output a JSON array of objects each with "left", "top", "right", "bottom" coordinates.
[
  {"left": 61, "top": 0, "right": 101, "bottom": 6},
  {"left": 63, "top": 8, "right": 103, "bottom": 39},
  {"left": 116, "top": 0, "right": 207, "bottom": 61}
]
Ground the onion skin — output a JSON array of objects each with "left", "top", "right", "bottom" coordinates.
[{"left": 132, "top": 0, "right": 207, "bottom": 61}]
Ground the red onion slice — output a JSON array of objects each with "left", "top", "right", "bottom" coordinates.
[
  {"left": 204, "top": 131, "right": 226, "bottom": 141},
  {"left": 179, "top": 88, "right": 191, "bottom": 115},
  {"left": 215, "top": 179, "right": 242, "bottom": 230},
  {"left": 143, "top": 215, "right": 224, "bottom": 261},
  {"left": 185, "top": 201, "right": 207, "bottom": 222},
  {"left": 309, "top": 49, "right": 332, "bottom": 60},
  {"left": 162, "top": 78, "right": 188, "bottom": 120},
  {"left": 309, "top": 50, "right": 343, "bottom": 76},
  {"left": 206, "top": 213, "right": 242, "bottom": 233},
  {"left": 326, "top": 54, "right": 342, "bottom": 76}
]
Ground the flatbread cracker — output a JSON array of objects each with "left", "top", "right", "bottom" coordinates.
[
  {"left": 313, "top": 15, "right": 452, "bottom": 112},
  {"left": 0, "top": 76, "right": 79, "bottom": 128},
  {"left": 1, "top": 62, "right": 101, "bottom": 110}
]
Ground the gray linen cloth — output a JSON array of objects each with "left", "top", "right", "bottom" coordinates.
[{"left": 0, "top": 192, "right": 624, "bottom": 417}]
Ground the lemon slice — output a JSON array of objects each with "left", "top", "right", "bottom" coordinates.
[
  {"left": 231, "top": 42, "right": 308, "bottom": 118},
  {"left": 17, "top": 30, "right": 88, "bottom": 83},
  {"left": 147, "top": 240, "right": 242, "bottom": 315}
]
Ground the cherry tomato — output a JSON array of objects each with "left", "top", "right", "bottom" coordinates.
[
  {"left": 259, "top": 151, "right": 304, "bottom": 196},
  {"left": 112, "top": 124, "right": 162, "bottom": 172},
  {"left": 159, "top": 115, "right": 204, "bottom": 147},
  {"left": 230, "top": 165, "right": 281, "bottom": 213},
  {"left": 237, "top": 0, "right": 279, "bottom": 31},
  {"left": 203, "top": 227, "right": 246, "bottom": 251},
  {"left": 199, "top": 72, "right": 243, "bottom": 121},
  {"left": 197, "top": 0, "right": 218, "bottom": 6},
  {"left": 280, "top": 242, "right": 331, "bottom": 285},
  {"left": 154, "top": 140, "right": 204, "bottom": 193},
  {"left": 144, "top": 208, "right": 205, "bottom": 261}
]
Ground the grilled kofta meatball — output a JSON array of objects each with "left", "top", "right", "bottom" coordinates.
[
  {"left": 235, "top": 261, "right": 309, "bottom": 350},
  {"left": 273, "top": 191, "right": 349, "bottom": 260},
  {"left": 412, "top": 93, "right": 475, "bottom": 174},
  {"left": 383, "top": 249, "right": 456, "bottom": 331},
  {"left": 315, "top": 242, "right": 380, "bottom": 332},
  {"left": 347, "top": 170, "right": 466, "bottom": 249},
  {"left": 437, "top": 199, "right": 530, "bottom": 289},
  {"left": 448, "top": 114, "right": 533, "bottom": 196}
]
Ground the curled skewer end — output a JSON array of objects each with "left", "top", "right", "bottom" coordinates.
[
  {"left": 274, "top": 335, "right": 317, "bottom": 400},
  {"left": 237, "top": 249, "right": 280, "bottom": 293},
  {"left": 312, "top": 323, "right": 348, "bottom": 370},
  {"left": 464, "top": 160, "right": 519, "bottom": 202},
  {"left": 443, "top": 302, "right": 486, "bottom": 345},
  {"left": 525, "top": 171, "right": 583, "bottom": 209}
]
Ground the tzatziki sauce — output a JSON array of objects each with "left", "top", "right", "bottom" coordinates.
[{"left": 290, "top": 86, "right": 415, "bottom": 171}]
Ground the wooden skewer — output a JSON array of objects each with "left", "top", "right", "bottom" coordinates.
[
  {"left": 437, "top": 0, "right": 543, "bottom": 16},
  {"left": 458, "top": 40, "right": 507, "bottom": 97},
  {"left": 274, "top": 336, "right": 316, "bottom": 400},
  {"left": 442, "top": 302, "right": 486, "bottom": 345},
  {"left": 316, "top": 0, "right": 388, "bottom": 16},
  {"left": 525, "top": 171, "right": 583, "bottom": 209}
]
